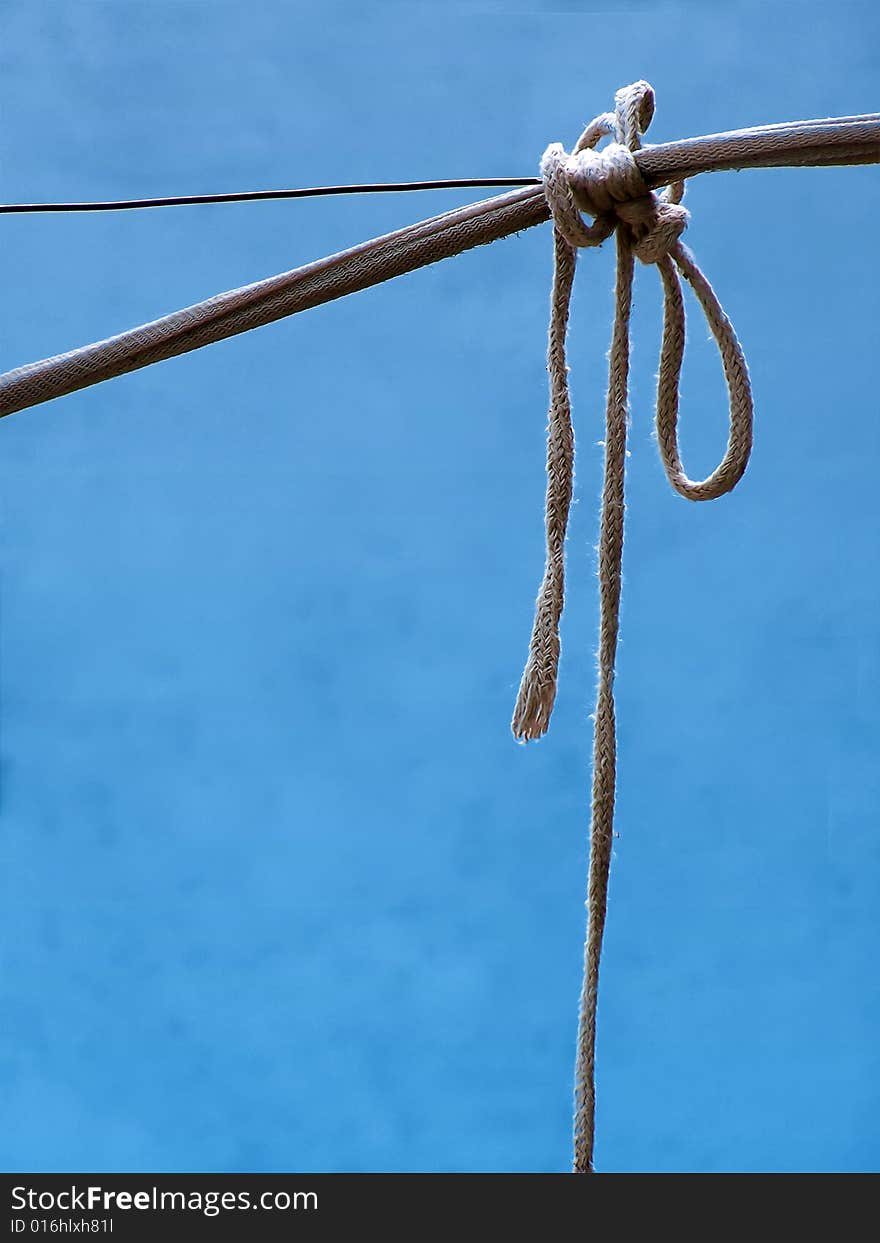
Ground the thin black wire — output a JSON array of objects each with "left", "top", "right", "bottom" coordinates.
[
  {"left": 0, "top": 178, "right": 541, "bottom": 214},
  {"left": 8, "top": 110, "right": 878, "bottom": 216}
]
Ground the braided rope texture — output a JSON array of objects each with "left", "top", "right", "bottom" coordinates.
[{"left": 511, "top": 81, "right": 754, "bottom": 1173}]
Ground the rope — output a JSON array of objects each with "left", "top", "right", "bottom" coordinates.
[
  {"left": 512, "top": 81, "right": 754, "bottom": 1174},
  {"left": 4, "top": 115, "right": 877, "bottom": 418}
]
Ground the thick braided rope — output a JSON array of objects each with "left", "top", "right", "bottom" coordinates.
[{"left": 512, "top": 81, "right": 753, "bottom": 1174}]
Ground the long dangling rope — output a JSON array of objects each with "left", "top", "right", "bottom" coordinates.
[{"left": 512, "top": 81, "right": 754, "bottom": 1173}]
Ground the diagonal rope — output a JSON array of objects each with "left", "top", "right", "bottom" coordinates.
[
  {"left": 4, "top": 113, "right": 876, "bottom": 418},
  {"left": 512, "top": 81, "right": 754, "bottom": 1174}
]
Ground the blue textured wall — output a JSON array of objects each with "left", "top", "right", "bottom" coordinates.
[{"left": 1, "top": 0, "right": 878, "bottom": 1172}]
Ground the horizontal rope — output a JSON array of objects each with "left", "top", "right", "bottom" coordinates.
[{"left": 1, "top": 114, "right": 878, "bottom": 417}]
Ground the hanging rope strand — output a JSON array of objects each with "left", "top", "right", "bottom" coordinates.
[
  {"left": 575, "top": 224, "right": 634, "bottom": 1174},
  {"left": 513, "top": 81, "right": 754, "bottom": 1174},
  {"left": 511, "top": 136, "right": 616, "bottom": 739},
  {"left": 656, "top": 239, "right": 753, "bottom": 499},
  {"left": 509, "top": 227, "right": 576, "bottom": 739}
]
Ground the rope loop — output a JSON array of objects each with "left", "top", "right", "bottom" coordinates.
[{"left": 512, "top": 81, "right": 755, "bottom": 1174}]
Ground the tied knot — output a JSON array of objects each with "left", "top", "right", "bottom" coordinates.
[
  {"left": 615, "top": 193, "right": 689, "bottom": 265},
  {"left": 543, "top": 139, "right": 689, "bottom": 265},
  {"left": 568, "top": 144, "right": 646, "bottom": 217}
]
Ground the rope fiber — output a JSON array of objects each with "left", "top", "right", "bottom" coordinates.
[{"left": 512, "top": 81, "right": 753, "bottom": 1174}]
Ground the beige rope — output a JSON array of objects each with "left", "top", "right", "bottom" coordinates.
[
  {"left": 512, "top": 81, "right": 754, "bottom": 1174},
  {"left": 5, "top": 116, "right": 876, "bottom": 418}
]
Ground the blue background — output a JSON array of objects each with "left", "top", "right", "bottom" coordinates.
[{"left": 1, "top": 1, "right": 878, "bottom": 1173}]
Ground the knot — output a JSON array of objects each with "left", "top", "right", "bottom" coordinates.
[
  {"left": 615, "top": 194, "right": 689, "bottom": 265},
  {"left": 542, "top": 122, "right": 688, "bottom": 265},
  {"left": 568, "top": 144, "right": 645, "bottom": 216},
  {"left": 540, "top": 143, "right": 618, "bottom": 250}
]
